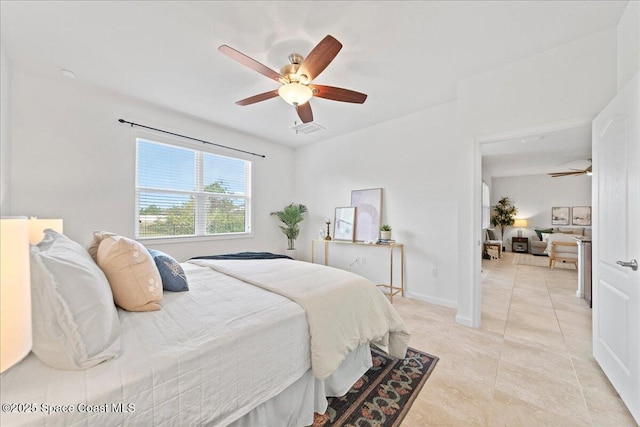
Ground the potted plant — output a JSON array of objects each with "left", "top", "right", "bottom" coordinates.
[
  {"left": 380, "top": 224, "right": 392, "bottom": 241},
  {"left": 271, "top": 203, "right": 307, "bottom": 256},
  {"left": 490, "top": 196, "right": 517, "bottom": 249}
]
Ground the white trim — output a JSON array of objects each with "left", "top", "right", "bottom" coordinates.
[
  {"left": 455, "top": 315, "right": 474, "bottom": 327},
  {"left": 137, "top": 231, "right": 254, "bottom": 245},
  {"left": 404, "top": 291, "right": 457, "bottom": 309}
]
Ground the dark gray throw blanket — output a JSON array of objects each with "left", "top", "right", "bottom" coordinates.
[{"left": 190, "top": 252, "right": 292, "bottom": 261}]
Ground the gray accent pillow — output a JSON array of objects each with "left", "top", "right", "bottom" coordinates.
[
  {"left": 487, "top": 229, "right": 498, "bottom": 240},
  {"left": 30, "top": 230, "right": 121, "bottom": 370}
]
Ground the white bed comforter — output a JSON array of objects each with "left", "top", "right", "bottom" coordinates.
[
  {"left": 0, "top": 263, "right": 311, "bottom": 427},
  {"left": 189, "top": 258, "right": 411, "bottom": 380}
]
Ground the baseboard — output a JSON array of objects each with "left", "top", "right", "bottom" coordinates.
[
  {"left": 404, "top": 291, "right": 457, "bottom": 309},
  {"left": 455, "top": 315, "right": 474, "bottom": 327}
]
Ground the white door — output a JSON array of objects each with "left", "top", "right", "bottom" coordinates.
[{"left": 592, "top": 73, "right": 639, "bottom": 424}]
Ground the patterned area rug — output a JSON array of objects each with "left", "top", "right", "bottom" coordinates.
[
  {"left": 513, "top": 253, "right": 576, "bottom": 270},
  {"left": 312, "top": 347, "right": 438, "bottom": 427}
]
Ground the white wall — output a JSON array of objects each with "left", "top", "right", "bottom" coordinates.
[
  {"left": 617, "top": 0, "right": 640, "bottom": 91},
  {"left": 9, "top": 68, "right": 295, "bottom": 261},
  {"left": 456, "top": 29, "right": 617, "bottom": 325},
  {"left": 0, "top": 44, "right": 10, "bottom": 215},
  {"left": 491, "top": 174, "right": 592, "bottom": 248},
  {"left": 294, "top": 102, "right": 461, "bottom": 307}
]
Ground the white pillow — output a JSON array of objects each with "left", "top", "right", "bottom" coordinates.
[
  {"left": 541, "top": 232, "right": 552, "bottom": 242},
  {"left": 30, "top": 230, "right": 121, "bottom": 370}
]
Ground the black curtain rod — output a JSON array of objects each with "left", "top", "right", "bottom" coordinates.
[{"left": 118, "top": 119, "right": 266, "bottom": 158}]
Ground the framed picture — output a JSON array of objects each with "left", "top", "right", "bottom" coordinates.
[
  {"left": 351, "top": 188, "right": 382, "bottom": 242},
  {"left": 572, "top": 206, "right": 592, "bottom": 226},
  {"left": 334, "top": 207, "right": 356, "bottom": 241},
  {"left": 551, "top": 207, "right": 570, "bottom": 225}
]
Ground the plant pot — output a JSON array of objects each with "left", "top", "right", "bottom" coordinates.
[
  {"left": 285, "top": 249, "right": 297, "bottom": 260},
  {"left": 380, "top": 231, "right": 391, "bottom": 241}
]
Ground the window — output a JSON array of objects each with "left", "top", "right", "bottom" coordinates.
[
  {"left": 482, "top": 182, "right": 490, "bottom": 229},
  {"left": 135, "top": 138, "right": 252, "bottom": 239}
]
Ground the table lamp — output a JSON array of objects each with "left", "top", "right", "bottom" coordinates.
[
  {"left": 513, "top": 219, "right": 528, "bottom": 237},
  {"left": 28, "top": 217, "right": 64, "bottom": 245},
  {"left": 0, "top": 217, "right": 32, "bottom": 373}
]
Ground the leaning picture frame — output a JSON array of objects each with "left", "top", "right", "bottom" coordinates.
[
  {"left": 551, "top": 207, "right": 570, "bottom": 225},
  {"left": 350, "top": 188, "right": 383, "bottom": 242},
  {"left": 334, "top": 207, "right": 356, "bottom": 241},
  {"left": 572, "top": 206, "right": 592, "bottom": 226}
]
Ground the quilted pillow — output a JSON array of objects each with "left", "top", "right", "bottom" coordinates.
[
  {"left": 147, "top": 249, "right": 189, "bottom": 292},
  {"left": 29, "top": 230, "right": 121, "bottom": 370},
  {"left": 535, "top": 228, "right": 553, "bottom": 240},
  {"left": 91, "top": 232, "right": 162, "bottom": 311}
]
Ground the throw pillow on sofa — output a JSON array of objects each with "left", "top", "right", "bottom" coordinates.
[{"left": 535, "top": 228, "right": 553, "bottom": 240}]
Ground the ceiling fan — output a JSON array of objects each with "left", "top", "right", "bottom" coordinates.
[
  {"left": 218, "top": 35, "right": 367, "bottom": 124},
  {"left": 548, "top": 160, "right": 592, "bottom": 177}
]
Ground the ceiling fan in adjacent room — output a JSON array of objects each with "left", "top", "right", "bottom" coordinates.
[
  {"left": 218, "top": 35, "right": 367, "bottom": 124},
  {"left": 548, "top": 160, "right": 592, "bottom": 177}
]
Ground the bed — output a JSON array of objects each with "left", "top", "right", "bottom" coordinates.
[{"left": 1, "top": 233, "right": 410, "bottom": 426}]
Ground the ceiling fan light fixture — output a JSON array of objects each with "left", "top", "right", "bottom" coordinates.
[{"left": 278, "top": 83, "right": 313, "bottom": 106}]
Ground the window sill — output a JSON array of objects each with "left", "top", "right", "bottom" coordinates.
[{"left": 137, "top": 232, "right": 253, "bottom": 245}]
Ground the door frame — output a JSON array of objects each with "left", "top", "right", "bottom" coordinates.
[{"left": 470, "top": 117, "right": 594, "bottom": 327}]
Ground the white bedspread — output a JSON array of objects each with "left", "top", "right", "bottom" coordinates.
[
  {"left": 189, "top": 258, "right": 411, "bottom": 380},
  {"left": 0, "top": 263, "right": 311, "bottom": 427}
]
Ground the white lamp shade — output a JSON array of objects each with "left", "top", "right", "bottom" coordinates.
[
  {"left": 28, "top": 218, "right": 63, "bottom": 245},
  {"left": 278, "top": 83, "right": 313, "bottom": 106},
  {"left": 513, "top": 219, "right": 528, "bottom": 228},
  {"left": 0, "top": 218, "right": 32, "bottom": 373}
]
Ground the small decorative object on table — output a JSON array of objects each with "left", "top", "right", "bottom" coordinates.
[
  {"left": 325, "top": 220, "right": 332, "bottom": 241},
  {"left": 379, "top": 224, "right": 392, "bottom": 243}
]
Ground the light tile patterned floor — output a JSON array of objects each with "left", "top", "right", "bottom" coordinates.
[{"left": 396, "top": 252, "right": 637, "bottom": 426}]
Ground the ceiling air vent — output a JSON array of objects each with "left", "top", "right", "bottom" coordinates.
[{"left": 289, "top": 122, "right": 325, "bottom": 135}]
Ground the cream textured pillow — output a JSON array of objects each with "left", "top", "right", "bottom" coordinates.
[
  {"left": 92, "top": 232, "right": 162, "bottom": 311},
  {"left": 30, "top": 230, "right": 121, "bottom": 370}
]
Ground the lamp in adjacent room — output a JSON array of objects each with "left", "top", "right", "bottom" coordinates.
[
  {"left": 0, "top": 217, "right": 32, "bottom": 373},
  {"left": 28, "top": 217, "right": 64, "bottom": 245},
  {"left": 513, "top": 218, "right": 528, "bottom": 237}
]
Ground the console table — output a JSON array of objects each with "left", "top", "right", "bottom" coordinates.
[{"left": 311, "top": 239, "right": 404, "bottom": 302}]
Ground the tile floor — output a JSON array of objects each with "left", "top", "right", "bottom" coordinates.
[{"left": 397, "top": 252, "right": 637, "bottom": 426}]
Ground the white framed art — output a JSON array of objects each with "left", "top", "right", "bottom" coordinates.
[
  {"left": 350, "top": 188, "right": 382, "bottom": 242},
  {"left": 334, "top": 207, "right": 356, "bottom": 241}
]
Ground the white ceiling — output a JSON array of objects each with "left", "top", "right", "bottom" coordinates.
[
  {"left": 0, "top": 1, "right": 627, "bottom": 148},
  {"left": 481, "top": 124, "right": 593, "bottom": 178}
]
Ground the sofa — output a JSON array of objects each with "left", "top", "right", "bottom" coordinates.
[{"left": 530, "top": 227, "right": 592, "bottom": 256}]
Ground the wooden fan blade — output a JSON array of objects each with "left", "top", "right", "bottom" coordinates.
[
  {"left": 296, "top": 102, "right": 313, "bottom": 123},
  {"left": 236, "top": 90, "right": 279, "bottom": 106},
  {"left": 219, "top": 45, "right": 283, "bottom": 82},
  {"left": 297, "top": 35, "right": 342, "bottom": 82},
  {"left": 311, "top": 85, "right": 367, "bottom": 104},
  {"left": 548, "top": 171, "right": 585, "bottom": 177}
]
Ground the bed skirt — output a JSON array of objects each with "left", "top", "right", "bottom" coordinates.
[{"left": 229, "top": 343, "right": 372, "bottom": 427}]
